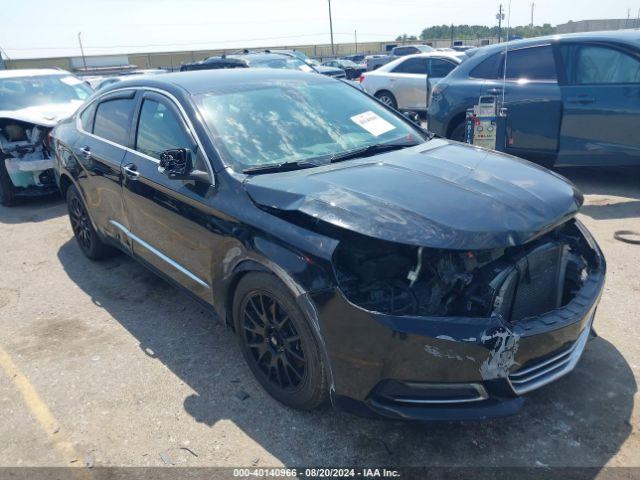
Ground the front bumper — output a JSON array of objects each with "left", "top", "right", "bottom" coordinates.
[{"left": 308, "top": 239, "right": 605, "bottom": 421}]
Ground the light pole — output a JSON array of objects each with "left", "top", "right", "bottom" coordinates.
[
  {"left": 496, "top": 4, "right": 505, "bottom": 42},
  {"left": 328, "top": 0, "right": 335, "bottom": 56},
  {"left": 78, "top": 32, "right": 88, "bottom": 73},
  {"left": 530, "top": 2, "right": 535, "bottom": 27}
]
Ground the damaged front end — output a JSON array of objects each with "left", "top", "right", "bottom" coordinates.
[
  {"left": 0, "top": 119, "right": 57, "bottom": 200},
  {"left": 305, "top": 218, "right": 605, "bottom": 420}
]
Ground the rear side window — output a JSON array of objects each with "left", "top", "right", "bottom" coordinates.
[
  {"left": 392, "top": 57, "right": 427, "bottom": 74},
  {"left": 504, "top": 46, "right": 557, "bottom": 80},
  {"left": 136, "top": 99, "right": 194, "bottom": 160},
  {"left": 469, "top": 52, "right": 502, "bottom": 79},
  {"left": 561, "top": 44, "right": 640, "bottom": 84},
  {"left": 430, "top": 58, "right": 457, "bottom": 77},
  {"left": 93, "top": 98, "right": 135, "bottom": 145}
]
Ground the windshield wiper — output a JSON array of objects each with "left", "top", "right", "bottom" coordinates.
[
  {"left": 242, "top": 140, "right": 420, "bottom": 174},
  {"left": 242, "top": 159, "right": 327, "bottom": 175},
  {"left": 328, "top": 140, "right": 420, "bottom": 163}
]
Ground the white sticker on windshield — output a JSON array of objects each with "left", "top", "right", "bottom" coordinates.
[
  {"left": 299, "top": 64, "right": 314, "bottom": 72},
  {"left": 350, "top": 111, "right": 396, "bottom": 137},
  {"left": 60, "top": 76, "right": 83, "bottom": 86}
]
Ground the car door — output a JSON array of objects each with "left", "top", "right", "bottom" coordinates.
[
  {"left": 120, "top": 90, "right": 216, "bottom": 302},
  {"left": 388, "top": 56, "right": 429, "bottom": 110},
  {"left": 556, "top": 42, "right": 640, "bottom": 166},
  {"left": 481, "top": 45, "right": 562, "bottom": 161},
  {"left": 73, "top": 90, "right": 137, "bottom": 243},
  {"left": 426, "top": 58, "right": 459, "bottom": 106}
]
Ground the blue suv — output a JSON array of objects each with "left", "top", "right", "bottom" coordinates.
[{"left": 427, "top": 31, "right": 640, "bottom": 167}]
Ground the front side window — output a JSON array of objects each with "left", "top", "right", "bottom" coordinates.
[
  {"left": 392, "top": 57, "right": 427, "bottom": 74},
  {"left": 93, "top": 98, "right": 135, "bottom": 145},
  {"left": 562, "top": 44, "right": 640, "bottom": 84},
  {"left": 504, "top": 46, "right": 557, "bottom": 81},
  {"left": 136, "top": 100, "right": 191, "bottom": 159},
  {"left": 0, "top": 74, "right": 92, "bottom": 111},
  {"left": 196, "top": 79, "right": 424, "bottom": 172}
]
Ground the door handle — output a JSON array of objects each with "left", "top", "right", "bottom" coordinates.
[
  {"left": 567, "top": 96, "right": 595, "bottom": 104},
  {"left": 123, "top": 164, "right": 140, "bottom": 180},
  {"left": 80, "top": 146, "right": 91, "bottom": 160}
]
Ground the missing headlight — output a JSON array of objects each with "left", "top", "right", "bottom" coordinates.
[{"left": 332, "top": 220, "right": 594, "bottom": 319}]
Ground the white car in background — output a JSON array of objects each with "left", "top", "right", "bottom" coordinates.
[
  {"left": 0, "top": 69, "right": 92, "bottom": 206},
  {"left": 360, "top": 52, "right": 465, "bottom": 113}
]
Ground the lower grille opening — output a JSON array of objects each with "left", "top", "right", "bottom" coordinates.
[{"left": 371, "top": 380, "right": 488, "bottom": 405}]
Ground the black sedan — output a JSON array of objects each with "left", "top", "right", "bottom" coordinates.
[{"left": 52, "top": 69, "right": 605, "bottom": 420}]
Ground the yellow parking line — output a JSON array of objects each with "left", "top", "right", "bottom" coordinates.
[{"left": 0, "top": 345, "right": 91, "bottom": 476}]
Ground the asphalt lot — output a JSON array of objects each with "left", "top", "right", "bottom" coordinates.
[{"left": 0, "top": 167, "right": 638, "bottom": 471}]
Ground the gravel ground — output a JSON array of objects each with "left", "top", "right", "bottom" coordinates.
[{"left": 0, "top": 167, "right": 638, "bottom": 471}]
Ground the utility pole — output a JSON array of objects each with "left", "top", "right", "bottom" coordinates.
[
  {"left": 450, "top": 24, "right": 454, "bottom": 48},
  {"left": 498, "top": 4, "right": 504, "bottom": 42},
  {"left": 530, "top": 2, "right": 535, "bottom": 27},
  {"left": 327, "top": 0, "right": 335, "bottom": 57},
  {"left": 354, "top": 30, "right": 358, "bottom": 53},
  {"left": 78, "top": 32, "right": 88, "bottom": 73}
]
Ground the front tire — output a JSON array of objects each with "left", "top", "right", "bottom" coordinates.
[
  {"left": 233, "top": 272, "right": 328, "bottom": 410},
  {"left": 66, "top": 185, "right": 115, "bottom": 260}
]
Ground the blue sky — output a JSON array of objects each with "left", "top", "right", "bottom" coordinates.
[{"left": 1, "top": 0, "right": 638, "bottom": 59}]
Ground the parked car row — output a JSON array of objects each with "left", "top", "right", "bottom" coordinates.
[
  {"left": 360, "top": 51, "right": 466, "bottom": 112},
  {"left": 48, "top": 68, "right": 605, "bottom": 421}
]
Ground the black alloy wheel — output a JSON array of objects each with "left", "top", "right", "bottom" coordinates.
[
  {"left": 241, "top": 292, "right": 306, "bottom": 391},
  {"left": 233, "top": 273, "right": 328, "bottom": 410},
  {"left": 66, "top": 185, "right": 115, "bottom": 260},
  {"left": 69, "top": 194, "right": 92, "bottom": 252}
]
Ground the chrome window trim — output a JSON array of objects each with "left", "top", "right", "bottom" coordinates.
[
  {"left": 109, "top": 220, "right": 210, "bottom": 289},
  {"left": 76, "top": 86, "right": 215, "bottom": 182}
]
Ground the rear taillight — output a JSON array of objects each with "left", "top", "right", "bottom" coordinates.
[{"left": 358, "top": 74, "right": 366, "bottom": 83}]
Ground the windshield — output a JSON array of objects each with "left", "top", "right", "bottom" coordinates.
[
  {"left": 0, "top": 75, "right": 92, "bottom": 111},
  {"left": 197, "top": 79, "right": 424, "bottom": 172},
  {"left": 341, "top": 60, "right": 358, "bottom": 67},
  {"left": 250, "top": 57, "right": 315, "bottom": 73}
]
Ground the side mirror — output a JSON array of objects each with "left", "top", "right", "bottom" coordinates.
[{"left": 158, "top": 148, "right": 209, "bottom": 183}]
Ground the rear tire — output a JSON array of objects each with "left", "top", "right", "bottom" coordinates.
[
  {"left": 233, "top": 272, "right": 328, "bottom": 410},
  {"left": 0, "top": 155, "right": 20, "bottom": 207},
  {"left": 375, "top": 91, "right": 398, "bottom": 110},
  {"left": 66, "top": 185, "right": 115, "bottom": 260},
  {"left": 449, "top": 121, "right": 467, "bottom": 142}
]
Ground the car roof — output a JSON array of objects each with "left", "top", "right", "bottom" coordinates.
[
  {"left": 478, "top": 29, "right": 640, "bottom": 54},
  {"left": 377, "top": 51, "right": 464, "bottom": 72},
  {"left": 0, "top": 68, "right": 73, "bottom": 79},
  {"left": 98, "top": 68, "right": 333, "bottom": 96},
  {"left": 227, "top": 52, "right": 296, "bottom": 63}
]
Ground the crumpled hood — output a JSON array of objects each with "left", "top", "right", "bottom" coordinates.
[
  {"left": 0, "top": 100, "right": 84, "bottom": 127},
  {"left": 244, "top": 139, "right": 583, "bottom": 250}
]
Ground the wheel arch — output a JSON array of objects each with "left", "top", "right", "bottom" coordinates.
[
  {"left": 224, "top": 258, "right": 336, "bottom": 398},
  {"left": 446, "top": 110, "right": 467, "bottom": 139}
]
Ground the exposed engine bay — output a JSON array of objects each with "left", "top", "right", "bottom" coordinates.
[
  {"left": 0, "top": 119, "right": 55, "bottom": 189},
  {"left": 333, "top": 220, "right": 595, "bottom": 321}
]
